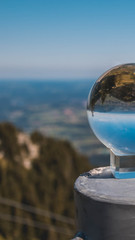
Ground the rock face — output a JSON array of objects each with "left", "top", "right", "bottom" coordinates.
[
  {"left": 17, "top": 132, "right": 39, "bottom": 168},
  {"left": 0, "top": 122, "right": 39, "bottom": 169}
]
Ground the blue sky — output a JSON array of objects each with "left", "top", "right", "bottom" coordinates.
[{"left": 0, "top": 0, "right": 135, "bottom": 79}]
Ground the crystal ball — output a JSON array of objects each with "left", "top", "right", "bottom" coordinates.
[{"left": 87, "top": 63, "right": 135, "bottom": 156}]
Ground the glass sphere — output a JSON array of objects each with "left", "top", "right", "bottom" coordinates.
[{"left": 87, "top": 63, "right": 135, "bottom": 156}]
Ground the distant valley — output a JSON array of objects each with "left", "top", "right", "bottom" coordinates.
[{"left": 0, "top": 80, "right": 109, "bottom": 166}]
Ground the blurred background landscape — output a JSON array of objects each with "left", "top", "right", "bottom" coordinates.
[
  {"left": 0, "top": 0, "right": 135, "bottom": 239},
  {"left": 0, "top": 79, "right": 109, "bottom": 240},
  {"left": 0, "top": 80, "right": 109, "bottom": 166}
]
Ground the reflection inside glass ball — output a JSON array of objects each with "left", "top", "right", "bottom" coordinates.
[
  {"left": 87, "top": 63, "right": 135, "bottom": 178},
  {"left": 87, "top": 64, "right": 135, "bottom": 157}
]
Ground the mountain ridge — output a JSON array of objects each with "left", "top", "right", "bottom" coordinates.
[{"left": 0, "top": 122, "right": 91, "bottom": 240}]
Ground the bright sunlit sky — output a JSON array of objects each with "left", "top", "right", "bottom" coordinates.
[{"left": 0, "top": 0, "right": 135, "bottom": 79}]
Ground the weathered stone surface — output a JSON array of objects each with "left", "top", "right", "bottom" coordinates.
[{"left": 74, "top": 167, "right": 135, "bottom": 240}]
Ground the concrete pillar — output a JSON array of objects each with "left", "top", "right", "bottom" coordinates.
[{"left": 74, "top": 167, "right": 135, "bottom": 240}]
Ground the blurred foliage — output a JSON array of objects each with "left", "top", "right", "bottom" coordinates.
[{"left": 0, "top": 123, "right": 91, "bottom": 240}]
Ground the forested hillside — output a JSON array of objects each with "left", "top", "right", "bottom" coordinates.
[{"left": 0, "top": 122, "right": 91, "bottom": 240}]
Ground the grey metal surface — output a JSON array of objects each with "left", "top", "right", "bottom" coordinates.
[{"left": 74, "top": 167, "right": 135, "bottom": 240}]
